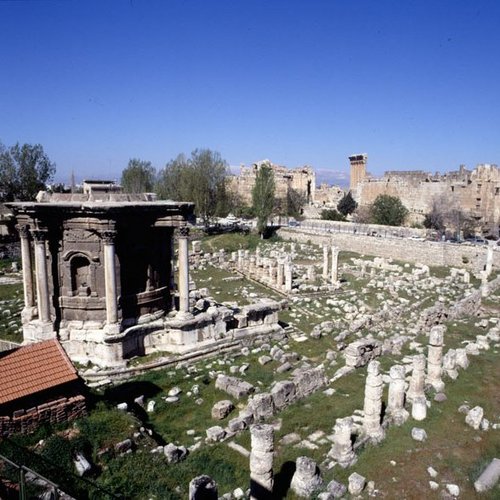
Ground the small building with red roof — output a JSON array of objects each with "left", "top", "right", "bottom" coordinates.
[{"left": 0, "top": 340, "right": 87, "bottom": 435}]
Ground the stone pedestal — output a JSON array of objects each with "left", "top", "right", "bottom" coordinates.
[
  {"left": 362, "top": 360, "right": 385, "bottom": 443},
  {"left": 250, "top": 424, "right": 274, "bottom": 500},
  {"left": 290, "top": 456, "right": 322, "bottom": 497}
]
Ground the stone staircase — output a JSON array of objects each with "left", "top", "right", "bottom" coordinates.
[{"left": 283, "top": 324, "right": 309, "bottom": 343}]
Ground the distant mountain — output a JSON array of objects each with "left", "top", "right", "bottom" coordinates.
[
  {"left": 315, "top": 168, "right": 349, "bottom": 188},
  {"left": 229, "top": 165, "right": 349, "bottom": 189}
]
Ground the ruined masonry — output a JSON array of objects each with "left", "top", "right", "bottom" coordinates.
[{"left": 7, "top": 190, "right": 283, "bottom": 367}]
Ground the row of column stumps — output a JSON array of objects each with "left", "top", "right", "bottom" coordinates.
[
  {"left": 16, "top": 223, "right": 192, "bottom": 334},
  {"left": 190, "top": 324, "right": 456, "bottom": 496}
]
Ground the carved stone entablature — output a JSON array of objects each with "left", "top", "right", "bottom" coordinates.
[
  {"left": 101, "top": 230, "right": 117, "bottom": 244},
  {"left": 16, "top": 224, "right": 30, "bottom": 239},
  {"left": 64, "top": 228, "right": 99, "bottom": 242},
  {"left": 31, "top": 229, "right": 48, "bottom": 242},
  {"left": 179, "top": 226, "right": 190, "bottom": 238}
]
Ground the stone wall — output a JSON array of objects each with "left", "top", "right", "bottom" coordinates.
[
  {"left": 278, "top": 228, "right": 500, "bottom": 273},
  {"left": 0, "top": 395, "right": 86, "bottom": 436},
  {"left": 352, "top": 163, "right": 500, "bottom": 234}
]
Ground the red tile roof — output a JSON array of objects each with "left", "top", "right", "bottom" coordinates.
[{"left": 0, "top": 340, "right": 79, "bottom": 405}]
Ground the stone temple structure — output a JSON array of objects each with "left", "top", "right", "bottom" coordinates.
[
  {"left": 7, "top": 190, "right": 195, "bottom": 366},
  {"left": 7, "top": 189, "right": 284, "bottom": 368}
]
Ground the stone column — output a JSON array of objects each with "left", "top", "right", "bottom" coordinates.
[
  {"left": 328, "top": 417, "right": 357, "bottom": 467},
  {"left": 386, "top": 365, "right": 409, "bottom": 426},
  {"left": 255, "top": 246, "right": 261, "bottom": 267},
  {"left": 238, "top": 249, "right": 245, "bottom": 269},
  {"left": 485, "top": 245, "right": 494, "bottom": 277},
  {"left": 362, "top": 360, "right": 385, "bottom": 443},
  {"left": 290, "top": 456, "right": 323, "bottom": 497},
  {"left": 307, "top": 265, "right": 316, "bottom": 282},
  {"left": 276, "top": 260, "right": 284, "bottom": 288},
  {"left": 268, "top": 261, "right": 274, "bottom": 283},
  {"left": 102, "top": 230, "right": 119, "bottom": 327},
  {"left": 17, "top": 225, "right": 35, "bottom": 319},
  {"left": 189, "top": 475, "right": 218, "bottom": 500},
  {"left": 427, "top": 325, "right": 445, "bottom": 392},
  {"left": 250, "top": 424, "right": 274, "bottom": 500},
  {"left": 331, "top": 246, "right": 339, "bottom": 284},
  {"left": 322, "top": 245, "right": 328, "bottom": 279},
  {"left": 178, "top": 226, "right": 190, "bottom": 315},
  {"left": 284, "top": 262, "right": 293, "bottom": 292},
  {"left": 412, "top": 396, "right": 427, "bottom": 421},
  {"left": 32, "top": 229, "right": 51, "bottom": 323},
  {"left": 406, "top": 354, "right": 426, "bottom": 403}
]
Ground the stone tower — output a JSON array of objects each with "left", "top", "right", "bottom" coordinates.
[{"left": 349, "top": 154, "right": 367, "bottom": 191}]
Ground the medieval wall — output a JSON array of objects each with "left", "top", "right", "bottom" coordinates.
[{"left": 353, "top": 163, "right": 500, "bottom": 234}]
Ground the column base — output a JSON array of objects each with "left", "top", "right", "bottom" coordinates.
[
  {"left": 22, "top": 321, "right": 56, "bottom": 343},
  {"left": 104, "top": 323, "right": 122, "bottom": 335},
  {"left": 21, "top": 306, "right": 38, "bottom": 323},
  {"left": 176, "top": 310, "right": 194, "bottom": 321}
]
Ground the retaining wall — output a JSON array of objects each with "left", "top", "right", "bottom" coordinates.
[{"left": 278, "top": 228, "right": 499, "bottom": 273}]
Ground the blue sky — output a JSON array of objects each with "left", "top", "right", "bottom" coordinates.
[{"left": 1, "top": 0, "right": 499, "bottom": 185}]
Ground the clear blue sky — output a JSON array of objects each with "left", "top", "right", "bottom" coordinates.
[{"left": 1, "top": 0, "right": 499, "bottom": 184}]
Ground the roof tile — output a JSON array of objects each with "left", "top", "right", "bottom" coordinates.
[{"left": 0, "top": 340, "right": 79, "bottom": 405}]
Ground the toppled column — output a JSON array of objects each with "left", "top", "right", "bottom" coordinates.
[
  {"left": 362, "top": 360, "right": 385, "bottom": 443},
  {"left": 427, "top": 325, "right": 445, "bottom": 392},
  {"left": 189, "top": 475, "right": 218, "bottom": 500},
  {"left": 406, "top": 354, "right": 426, "bottom": 403},
  {"left": 474, "top": 458, "right": 500, "bottom": 493},
  {"left": 386, "top": 365, "right": 409, "bottom": 426},
  {"left": 290, "top": 456, "right": 323, "bottom": 497},
  {"left": 250, "top": 424, "right": 274, "bottom": 500},
  {"left": 331, "top": 246, "right": 339, "bottom": 284},
  {"left": 322, "top": 245, "right": 328, "bottom": 279},
  {"left": 328, "top": 417, "right": 357, "bottom": 467}
]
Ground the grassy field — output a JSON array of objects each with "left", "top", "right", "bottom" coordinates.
[{"left": 1, "top": 236, "right": 500, "bottom": 498}]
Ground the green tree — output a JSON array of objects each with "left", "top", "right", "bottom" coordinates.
[
  {"left": 252, "top": 162, "right": 275, "bottom": 237},
  {"left": 321, "top": 208, "right": 346, "bottom": 221},
  {"left": 121, "top": 158, "right": 156, "bottom": 193},
  {"left": 337, "top": 191, "right": 357, "bottom": 216},
  {"left": 0, "top": 142, "right": 55, "bottom": 201},
  {"left": 371, "top": 194, "right": 409, "bottom": 226},
  {"left": 286, "top": 188, "right": 306, "bottom": 217},
  {"left": 155, "top": 149, "right": 229, "bottom": 224}
]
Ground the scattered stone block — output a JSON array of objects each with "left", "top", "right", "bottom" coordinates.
[
  {"left": 411, "top": 428, "right": 427, "bottom": 442},
  {"left": 465, "top": 406, "right": 484, "bottom": 430},
  {"left": 325, "top": 479, "right": 347, "bottom": 498},
  {"left": 164, "top": 443, "right": 188, "bottom": 463},
  {"left": 211, "top": 400, "right": 235, "bottom": 420},
  {"left": 348, "top": 472, "right": 366, "bottom": 495},
  {"left": 206, "top": 426, "right": 226, "bottom": 442},
  {"left": 474, "top": 458, "right": 500, "bottom": 492}
]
